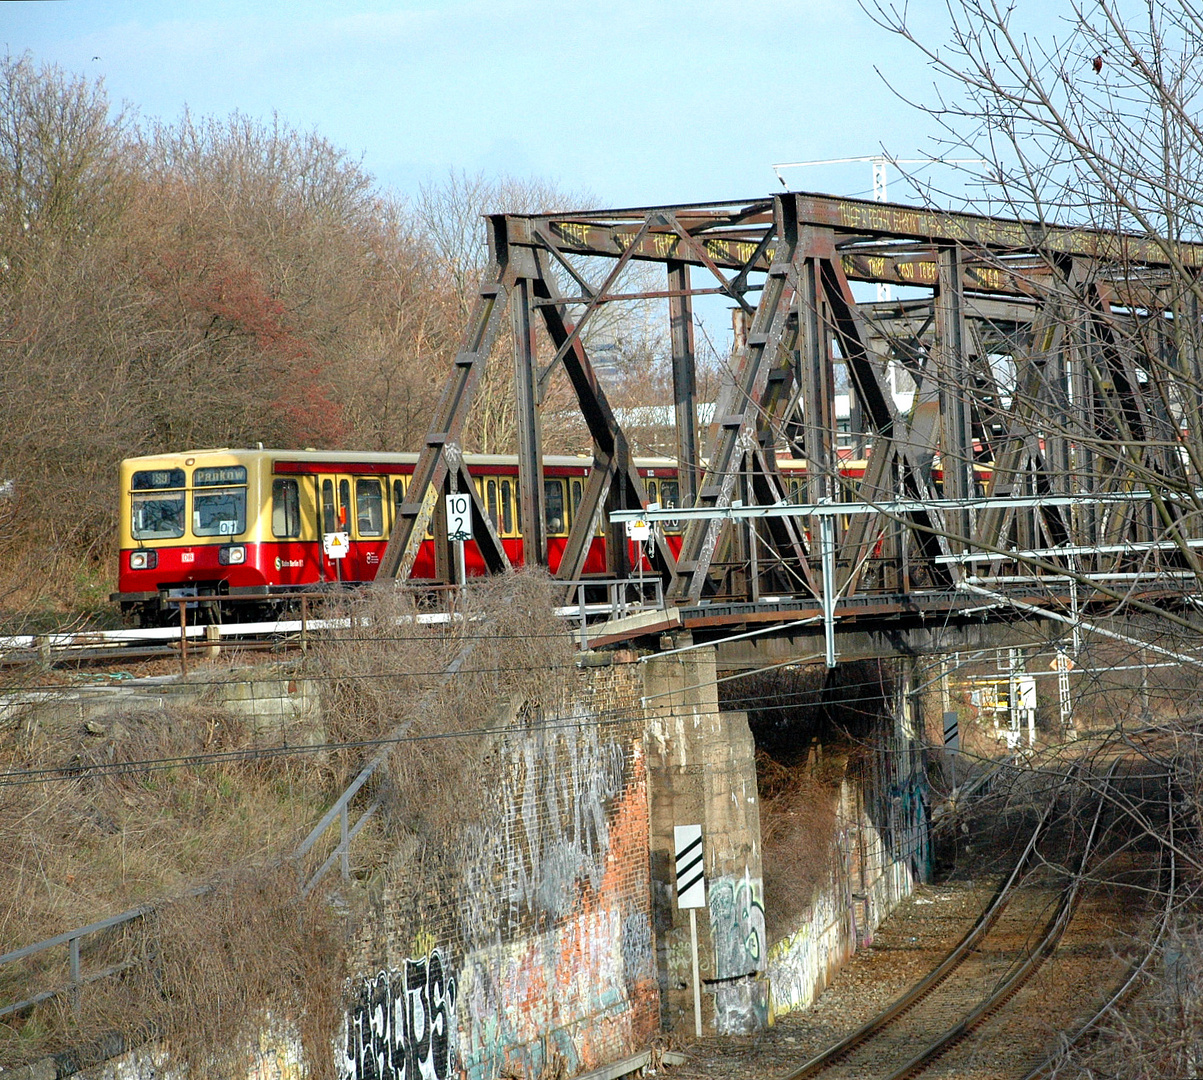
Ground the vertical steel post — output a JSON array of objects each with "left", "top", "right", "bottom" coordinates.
[
  {"left": 69, "top": 936, "right": 81, "bottom": 1016},
  {"left": 340, "top": 803, "right": 349, "bottom": 881},
  {"left": 936, "top": 245, "right": 974, "bottom": 551},
  {"left": 821, "top": 511, "right": 837, "bottom": 668},
  {"left": 512, "top": 277, "right": 547, "bottom": 566},
  {"left": 800, "top": 250, "right": 834, "bottom": 505},
  {"left": 178, "top": 600, "right": 188, "bottom": 676},
  {"left": 668, "top": 260, "right": 699, "bottom": 508}
]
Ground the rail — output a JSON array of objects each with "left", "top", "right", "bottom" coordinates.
[
  {"left": 782, "top": 761, "right": 1118, "bottom": 1080},
  {"left": 1019, "top": 768, "right": 1178, "bottom": 1079},
  {"left": 782, "top": 766, "right": 1067, "bottom": 1079}
]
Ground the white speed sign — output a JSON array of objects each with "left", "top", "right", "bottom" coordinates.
[{"left": 446, "top": 493, "right": 473, "bottom": 542}]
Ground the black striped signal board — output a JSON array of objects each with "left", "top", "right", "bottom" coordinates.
[{"left": 674, "top": 824, "right": 706, "bottom": 908}]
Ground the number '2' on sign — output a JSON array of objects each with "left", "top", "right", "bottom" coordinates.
[{"left": 446, "top": 493, "right": 473, "bottom": 542}]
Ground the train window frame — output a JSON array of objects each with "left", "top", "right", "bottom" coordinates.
[
  {"left": 486, "top": 479, "right": 498, "bottom": 529},
  {"left": 355, "top": 477, "right": 385, "bottom": 537},
  {"left": 271, "top": 478, "right": 301, "bottom": 538},
  {"left": 322, "top": 479, "right": 337, "bottom": 535},
  {"left": 500, "top": 479, "right": 514, "bottom": 535},
  {"left": 131, "top": 491, "right": 185, "bottom": 540},
  {"left": 193, "top": 487, "right": 247, "bottom": 537},
  {"left": 544, "top": 478, "right": 567, "bottom": 536}
]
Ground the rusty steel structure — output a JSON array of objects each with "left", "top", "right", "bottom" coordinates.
[{"left": 378, "top": 191, "right": 1203, "bottom": 634}]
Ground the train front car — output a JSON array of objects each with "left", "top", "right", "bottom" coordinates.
[{"left": 114, "top": 449, "right": 283, "bottom": 625}]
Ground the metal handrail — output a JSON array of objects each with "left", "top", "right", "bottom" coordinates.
[{"left": 0, "top": 634, "right": 477, "bottom": 1017}]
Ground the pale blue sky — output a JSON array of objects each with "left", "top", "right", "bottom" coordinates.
[{"left": 0, "top": 0, "right": 1034, "bottom": 207}]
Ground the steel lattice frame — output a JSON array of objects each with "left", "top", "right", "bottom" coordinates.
[{"left": 377, "top": 190, "right": 1203, "bottom": 617}]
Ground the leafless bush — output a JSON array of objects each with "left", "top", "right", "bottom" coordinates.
[
  {"left": 757, "top": 751, "right": 841, "bottom": 944},
  {"left": 308, "top": 569, "right": 576, "bottom": 847}
]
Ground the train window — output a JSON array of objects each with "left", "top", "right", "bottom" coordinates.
[
  {"left": 660, "top": 480, "right": 679, "bottom": 509},
  {"left": 356, "top": 478, "right": 384, "bottom": 537},
  {"left": 393, "top": 478, "right": 405, "bottom": 517},
  {"left": 322, "top": 480, "right": 337, "bottom": 534},
  {"left": 132, "top": 468, "right": 184, "bottom": 491},
  {"left": 646, "top": 479, "right": 658, "bottom": 504},
  {"left": 193, "top": 487, "right": 246, "bottom": 537},
  {"left": 131, "top": 492, "right": 184, "bottom": 539},
  {"left": 272, "top": 479, "right": 301, "bottom": 538},
  {"left": 544, "top": 479, "right": 566, "bottom": 535},
  {"left": 486, "top": 479, "right": 498, "bottom": 528},
  {"left": 571, "top": 479, "right": 582, "bottom": 515},
  {"left": 500, "top": 479, "right": 514, "bottom": 535},
  {"left": 338, "top": 479, "right": 351, "bottom": 530}
]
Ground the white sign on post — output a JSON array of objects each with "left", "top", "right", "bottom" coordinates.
[
  {"left": 625, "top": 518, "right": 651, "bottom": 542},
  {"left": 445, "top": 493, "right": 473, "bottom": 542},
  {"left": 674, "top": 824, "right": 706, "bottom": 908},
  {"left": 322, "top": 532, "right": 349, "bottom": 559},
  {"left": 673, "top": 823, "right": 706, "bottom": 1037}
]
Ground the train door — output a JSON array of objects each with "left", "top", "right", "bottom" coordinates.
[
  {"left": 351, "top": 475, "right": 387, "bottom": 579},
  {"left": 317, "top": 473, "right": 354, "bottom": 581}
]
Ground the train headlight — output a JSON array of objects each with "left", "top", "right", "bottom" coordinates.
[
  {"left": 219, "top": 544, "right": 246, "bottom": 565},
  {"left": 130, "top": 550, "right": 157, "bottom": 571}
]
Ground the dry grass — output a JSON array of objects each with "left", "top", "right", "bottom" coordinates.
[
  {"left": 0, "top": 570, "right": 590, "bottom": 1074},
  {"left": 309, "top": 570, "right": 576, "bottom": 846},
  {"left": 0, "top": 688, "right": 346, "bottom": 1074}
]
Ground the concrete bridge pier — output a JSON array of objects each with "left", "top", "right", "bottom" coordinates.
[
  {"left": 641, "top": 645, "right": 933, "bottom": 1038},
  {"left": 643, "top": 645, "right": 769, "bottom": 1035}
]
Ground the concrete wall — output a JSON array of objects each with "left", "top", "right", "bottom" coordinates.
[{"left": 642, "top": 648, "right": 768, "bottom": 1035}]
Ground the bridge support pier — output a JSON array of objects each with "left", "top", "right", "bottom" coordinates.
[{"left": 643, "top": 646, "right": 769, "bottom": 1035}]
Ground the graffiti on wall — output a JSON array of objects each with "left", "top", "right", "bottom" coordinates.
[
  {"left": 459, "top": 722, "right": 629, "bottom": 948},
  {"left": 341, "top": 949, "right": 457, "bottom": 1080},
  {"left": 454, "top": 743, "right": 656, "bottom": 1080},
  {"left": 708, "top": 873, "right": 766, "bottom": 979},
  {"left": 707, "top": 872, "right": 768, "bottom": 1035}
]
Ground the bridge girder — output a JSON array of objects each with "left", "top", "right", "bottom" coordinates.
[{"left": 378, "top": 190, "right": 1203, "bottom": 625}]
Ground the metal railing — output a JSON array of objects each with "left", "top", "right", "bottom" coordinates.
[{"left": 0, "top": 637, "right": 476, "bottom": 1019}]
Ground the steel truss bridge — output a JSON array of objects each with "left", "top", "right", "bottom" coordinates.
[{"left": 378, "top": 191, "right": 1203, "bottom": 647}]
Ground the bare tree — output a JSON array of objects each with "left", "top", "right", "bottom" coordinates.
[{"left": 860, "top": 3, "right": 1203, "bottom": 1073}]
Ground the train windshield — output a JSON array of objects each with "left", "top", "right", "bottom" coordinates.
[
  {"left": 131, "top": 492, "right": 185, "bottom": 539},
  {"left": 193, "top": 488, "right": 246, "bottom": 536}
]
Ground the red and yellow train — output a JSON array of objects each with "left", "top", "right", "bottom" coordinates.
[
  {"left": 114, "top": 445, "right": 922, "bottom": 623},
  {"left": 115, "top": 447, "right": 712, "bottom": 624}
]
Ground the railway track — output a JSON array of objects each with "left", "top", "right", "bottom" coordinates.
[{"left": 780, "top": 761, "right": 1167, "bottom": 1080}]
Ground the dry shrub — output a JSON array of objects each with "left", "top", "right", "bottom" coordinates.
[
  {"left": 1046, "top": 921, "right": 1203, "bottom": 1080},
  {"left": 3, "top": 867, "right": 344, "bottom": 1079},
  {"left": 757, "top": 750, "right": 841, "bottom": 945},
  {"left": 0, "top": 691, "right": 339, "bottom": 1070},
  {"left": 308, "top": 569, "right": 575, "bottom": 848}
]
